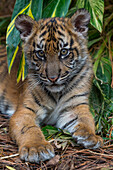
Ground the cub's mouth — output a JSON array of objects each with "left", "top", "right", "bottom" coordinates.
[{"left": 45, "top": 84, "right": 65, "bottom": 93}]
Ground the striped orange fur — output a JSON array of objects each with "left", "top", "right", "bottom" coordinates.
[{"left": 0, "top": 9, "right": 103, "bottom": 163}]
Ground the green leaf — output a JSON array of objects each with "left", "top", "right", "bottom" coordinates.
[
  {"left": 11, "top": 0, "right": 30, "bottom": 20},
  {"left": 6, "top": 29, "right": 20, "bottom": 72},
  {"left": 66, "top": 6, "right": 77, "bottom": 17},
  {"left": 42, "top": 125, "right": 59, "bottom": 138},
  {"left": 101, "top": 57, "right": 111, "bottom": 66},
  {"left": 93, "top": 39, "right": 107, "bottom": 59},
  {"left": 62, "top": 129, "right": 71, "bottom": 135},
  {"left": 88, "top": 37, "right": 102, "bottom": 48},
  {"left": 25, "top": 1, "right": 35, "bottom": 19},
  {"left": 6, "top": 1, "right": 31, "bottom": 74},
  {"left": 93, "top": 58, "right": 102, "bottom": 82},
  {"left": 90, "top": 82, "right": 103, "bottom": 114},
  {"left": 100, "top": 58, "right": 112, "bottom": 84},
  {"left": 47, "top": 129, "right": 59, "bottom": 135},
  {"left": 17, "top": 51, "right": 28, "bottom": 82},
  {"left": 59, "top": 135, "right": 72, "bottom": 140},
  {"left": 42, "top": 0, "right": 71, "bottom": 18},
  {"left": 31, "top": 0, "right": 43, "bottom": 20},
  {"left": 76, "top": 0, "right": 104, "bottom": 32}
]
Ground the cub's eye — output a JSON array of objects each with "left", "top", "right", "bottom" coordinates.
[
  {"left": 36, "top": 50, "right": 45, "bottom": 60},
  {"left": 60, "top": 49, "right": 69, "bottom": 59}
]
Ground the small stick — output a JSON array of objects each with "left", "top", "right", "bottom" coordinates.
[
  {"left": 0, "top": 153, "right": 19, "bottom": 160},
  {"left": 88, "top": 150, "right": 113, "bottom": 158}
]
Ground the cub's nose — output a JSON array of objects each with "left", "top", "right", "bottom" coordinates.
[{"left": 48, "top": 76, "right": 58, "bottom": 83}]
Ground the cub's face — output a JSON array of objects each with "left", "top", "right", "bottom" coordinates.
[{"left": 15, "top": 9, "right": 90, "bottom": 92}]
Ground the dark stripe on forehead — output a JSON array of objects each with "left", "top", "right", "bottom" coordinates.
[
  {"left": 40, "top": 25, "right": 45, "bottom": 30},
  {"left": 53, "top": 42, "right": 59, "bottom": 51},
  {"left": 39, "top": 30, "right": 47, "bottom": 38},
  {"left": 70, "top": 38, "right": 74, "bottom": 47},
  {"left": 60, "top": 25, "right": 64, "bottom": 30},
  {"left": 58, "top": 31, "right": 65, "bottom": 37},
  {"left": 57, "top": 25, "right": 64, "bottom": 31},
  {"left": 53, "top": 26, "right": 57, "bottom": 32},
  {"left": 47, "top": 17, "right": 57, "bottom": 24}
]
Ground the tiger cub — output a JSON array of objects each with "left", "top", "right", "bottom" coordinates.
[{"left": 0, "top": 9, "right": 103, "bottom": 163}]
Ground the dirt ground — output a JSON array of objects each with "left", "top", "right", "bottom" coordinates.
[{"left": 0, "top": 113, "right": 113, "bottom": 170}]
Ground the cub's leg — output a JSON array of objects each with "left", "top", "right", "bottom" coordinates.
[
  {"left": 9, "top": 108, "right": 55, "bottom": 163},
  {"left": 56, "top": 104, "right": 103, "bottom": 149}
]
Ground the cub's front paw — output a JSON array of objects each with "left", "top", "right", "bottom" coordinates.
[
  {"left": 19, "top": 142, "right": 55, "bottom": 163},
  {"left": 72, "top": 123, "right": 103, "bottom": 149}
]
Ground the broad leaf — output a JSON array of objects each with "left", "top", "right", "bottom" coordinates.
[
  {"left": 17, "top": 51, "right": 28, "bottom": 83},
  {"left": 42, "top": 125, "right": 58, "bottom": 138},
  {"left": 6, "top": 0, "right": 43, "bottom": 80},
  {"left": 11, "top": 0, "right": 30, "bottom": 20},
  {"left": 6, "top": 1, "right": 31, "bottom": 74},
  {"left": 76, "top": 0, "right": 104, "bottom": 32},
  {"left": 31, "top": 0, "right": 43, "bottom": 20},
  {"left": 42, "top": 0, "right": 71, "bottom": 18},
  {"left": 88, "top": 37, "right": 102, "bottom": 48}
]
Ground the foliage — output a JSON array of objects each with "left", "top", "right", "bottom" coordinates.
[
  {"left": 76, "top": 0, "right": 104, "bottom": 32},
  {"left": 42, "top": 125, "right": 76, "bottom": 150},
  {"left": 2, "top": 0, "right": 113, "bottom": 141},
  {"left": 89, "top": 2, "right": 113, "bottom": 140}
]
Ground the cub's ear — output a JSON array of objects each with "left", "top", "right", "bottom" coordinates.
[
  {"left": 15, "top": 14, "right": 37, "bottom": 41},
  {"left": 70, "top": 9, "right": 90, "bottom": 37}
]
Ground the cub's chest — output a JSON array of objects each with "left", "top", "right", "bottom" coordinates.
[{"left": 34, "top": 93, "right": 61, "bottom": 126}]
